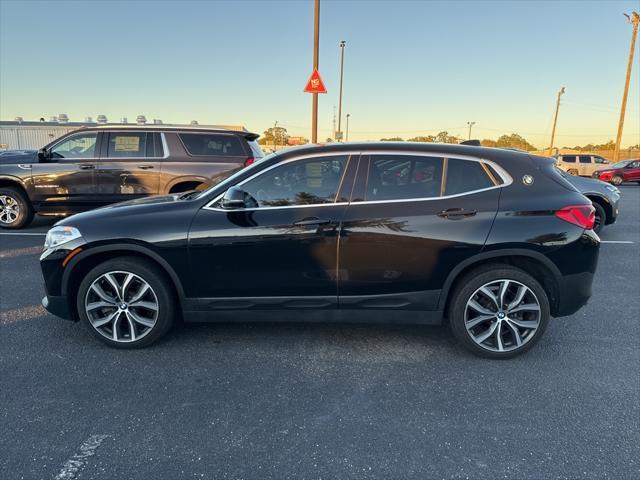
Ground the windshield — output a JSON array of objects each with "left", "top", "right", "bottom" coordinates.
[
  {"left": 609, "top": 160, "right": 630, "bottom": 169},
  {"left": 190, "top": 152, "right": 278, "bottom": 200}
]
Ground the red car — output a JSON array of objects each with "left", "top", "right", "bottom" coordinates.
[{"left": 592, "top": 159, "right": 640, "bottom": 185}]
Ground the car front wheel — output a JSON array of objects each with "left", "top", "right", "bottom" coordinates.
[
  {"left": 592, "top": 202, "right": 606, "bottom": 234},
  {"left": 0, "top": 187, "right": 34, "bottom": 229},
  {"left": 449, "top": 265, "right": 550, "bottom": 358},
  {"left": 76, "top": 257, "right": 176, "bottom": 348},
  {"left": 611, "top": 175, "right": 623, "bottom": 186}
]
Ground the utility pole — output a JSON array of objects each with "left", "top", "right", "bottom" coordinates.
[
  {"left": 337, "top": 40, "right": 346, "bottom": 141},
  {"left": 332, "top": 105, "right": 336, "bottom": 140},
  {"left": 467, "top": 121, "right": 476, "bottom": 140},
  {"left": 346, "top": 114, "right": 350, "bottom": 141},
  {"left": 614, "top": 11, "right": 639, "bottom": 162},
  {"left": 311, "top": 0, "right": 320, "bottom": 144},
  {"left": 549, "top": 87, "right": 566, "bottom": 156},
  {"left": 273, "top": 120, "right": 278, "bottom": 151}
]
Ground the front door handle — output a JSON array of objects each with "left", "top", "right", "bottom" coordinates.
[
  {"left": 79, "top": 164, "right": 95, "bottom": 170},
  {"left": 293, "top": 217, "right": 332, "bottom": 227},
  {"left": 138, "top": 165, "right": 154, "bottom": 170},
  {"left": 437, "top": 208, "right": 477, "bottom": 220}
]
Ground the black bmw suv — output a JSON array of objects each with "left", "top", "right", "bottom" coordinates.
[
  {"left": 40, "top": 142, "right": 599, "bottom": 358},
  {"left": 0, "top": 125, "right": 262, "bottom": 229}
]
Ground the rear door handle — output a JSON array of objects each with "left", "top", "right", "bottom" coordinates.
[
  {"left": 293, "top": 217, "right": 332, "bottom": 227},
  {"left": 138, "top": 165, "right": 154, "bottom": 169},
  {"left": 79, "top": 164, "right": 95, "bottom": 170},
  {"left": 437, "top": 208, "right": 477, "bottom": 220}
]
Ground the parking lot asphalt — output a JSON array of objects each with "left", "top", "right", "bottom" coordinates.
[{"left": 1, "top": 186, "right": 638, "bottom": 480}]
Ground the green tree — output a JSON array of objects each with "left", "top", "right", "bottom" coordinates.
[
  {"left": 407, "top": 136, "right": 436, "bottom": 142},
  {"left": 495, "top": 133, "right": 537, "bottom": 151},
  {"left": 259, "top": 126, "right": 289, "bottom": 146},
  {"left": 481, "top": 139, "right": 497, "bottom": 147},
  {"left": 435, "top": 131, "right": 459, "bottom": 144},
  {"left": 380, "top": 137, "right": 404, "bottom": 141}
]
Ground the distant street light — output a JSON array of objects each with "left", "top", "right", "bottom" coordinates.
[
  {"left": 467, "top": 121, "right": 476, "bottom": 140},
  {"left": 614, "top": 11, "right": 639, "bottom": 162},
  {"left": 346, "top": 114, "right": 351, "bottom": 141},
  {"left": 337, "top": 40, "right": 346, "bottom": 141}
]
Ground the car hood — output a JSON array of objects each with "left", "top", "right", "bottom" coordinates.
[{"left": 0, "top": 152, "right": 37, "bottom": 164}]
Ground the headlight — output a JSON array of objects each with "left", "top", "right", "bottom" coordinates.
[{"left": 44, "top": 226, "right": 82, "bottom": 250}]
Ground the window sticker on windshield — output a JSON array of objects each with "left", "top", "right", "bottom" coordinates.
[
  {"left": 306, "top": 162, "right": 323, "bottom": 188},
  {"left": 114, "top": 136, "right": 140, "bottom": 152}
]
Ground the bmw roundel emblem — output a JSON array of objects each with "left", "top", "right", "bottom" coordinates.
[{"left": 522, "top": 175, "right": 534, "bottom": 186}]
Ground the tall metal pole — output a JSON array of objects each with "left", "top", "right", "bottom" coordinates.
[
  {"left": 614, "top": 12, "right": 639, "bottom": 162},
  {"left": 467, "top": 121, "right": 476, "bottom": 140},
  {"left": 549, "top": 87, "right": 566, "bottom": 156},
  {"left": 311, "top": 0, "right": 320, "bottom": 144},
  {"left": 337, "top": 40, "right": 346, "bottom": 141},
  {"left": 273, "top": 120, "right": 278, "bottom": 151},
  {"left": 346, "top": 114, "right": 350, "bottom": 141}
]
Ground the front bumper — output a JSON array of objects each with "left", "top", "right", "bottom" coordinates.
[{"left": 42, "top": 295, "right": 73, "bottom": 320}]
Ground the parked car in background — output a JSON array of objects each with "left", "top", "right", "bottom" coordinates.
[
  {"left": 40, "top": 143, "right": 599, "bottom": 358},
  {"left": 592, "top": 159, "right": 640, "bottom": 186},
  {"left": 557, "top": 167, "right": 620, "bottom": 233},
  {"left": 556, "top": 154, "right": 610, "bottom": 177},
  {"left": 0, "top": 126, "right": 263, "bottom": 228}
]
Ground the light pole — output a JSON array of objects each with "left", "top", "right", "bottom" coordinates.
[
  {"left": 337, "top": 40, "right": 346, "bottom": 141},
  {"left": 311, "top": 0, "right": 320, "bottom": 143},
  {"left": 614, "top": 11, "right": 639, "bottom": 162},
  {"left": 346, "top": 114, "right": 350, "bottom": 141},
  {"left": 467, "top": 121, "right": 476, "bottom": 140},
  {"left": 273, "top": 120, "right": 278, "bottom": 151},
  {"left": 549, "top": 87, "right": 566, "bottom": 156}
]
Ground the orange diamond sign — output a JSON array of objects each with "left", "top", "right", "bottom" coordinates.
[{"left": 304, "top": 68, "right": 327, "bottom": 94}]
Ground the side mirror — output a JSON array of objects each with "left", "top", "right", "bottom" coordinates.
[
  {"left": 221, "top": 186, "right": 246, "bottom": 209},
  {"left": 37, "top": 148, "right": 50, "bottom": 162}
]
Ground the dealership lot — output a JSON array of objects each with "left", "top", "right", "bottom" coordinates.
[{"left": 1, "top": 186, "right": 638, "bottom": 479}]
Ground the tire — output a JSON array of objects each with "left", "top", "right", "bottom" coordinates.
[
  {"left": 76, "top": 257, "right": 176, "bottom": 348},
  {"left": 611, "top": 175, "right": 623, "bottom": 186},
  {"left": 567, "top": 169, "right": 578, "bottom": 176},
  {"left": 0, "top": 186, "right": 34, "bottom": 229},
  {"left": 591, "top": 202, "right": 606, "bottom": 234},
  {"left": 449, "top": 264, "right": 551, "bottom": 359}
]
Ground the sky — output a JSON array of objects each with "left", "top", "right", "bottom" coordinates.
[{"left": 1, "top": 0, "right": 639, "bottom": 149}]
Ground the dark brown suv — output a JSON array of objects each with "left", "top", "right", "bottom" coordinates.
[{"left": 0, "top": 125, "right": 263, "bottom": 228}]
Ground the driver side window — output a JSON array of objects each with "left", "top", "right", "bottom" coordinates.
[
  {"left": 240, "top": 155, "right": 349, "bottom": 208},
  {"left": 50, "top": 132, "right": 97, "bottom": 159}
]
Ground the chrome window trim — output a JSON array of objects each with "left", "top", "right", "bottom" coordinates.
[
  {"left": 203, "top": 149, "right": 513, "bottom": 212},
  {"left": 177, "top": 131, "right": 248, "bottom": 158},
  {"left": 203, "top": 151, "right": 355, "bottom": 212},
  {"left": 101, "top": 132, "right": 169, "bottom": 161}
]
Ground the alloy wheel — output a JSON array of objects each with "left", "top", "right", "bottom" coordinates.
[
  {"left": 464, "top": 279, "right": 541, "bottom": 353},
  {"left": 612, "top": 176, "right": 623, "bottom": 186},
  {"left": 84, "top": 271, "right": 159, "bottom": 343},
  {"left": 0, "top": 195, "right": 20, "bottom": 225}
]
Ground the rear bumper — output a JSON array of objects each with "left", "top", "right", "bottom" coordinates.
[
  {"left": 42, "top": 295, "right": 73, "bottom": 321},
  {"left": 555, "top": 271, "right": 595, "bottom": 317}
]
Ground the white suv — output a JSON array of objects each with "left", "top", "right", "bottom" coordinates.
[{"left": 556, "top": 154, "right": 610, "bottom": 177}]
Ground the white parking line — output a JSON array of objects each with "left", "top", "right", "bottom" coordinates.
[
  {"left": 0, "top": 232, "right": 47, "bottom": 236},
  {"left": 600, "top": 240, "right": 635, "bottom": 244},
  {"left": 54, "top": 434, "right": 110, "bottom": 480}
]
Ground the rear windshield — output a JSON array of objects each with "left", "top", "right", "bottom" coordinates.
[{"left": 179, "top": 133, "right": 245, "bottom": 157}]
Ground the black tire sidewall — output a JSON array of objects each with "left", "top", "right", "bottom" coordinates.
[
  {"left": 0, "top": 187, "right": 34, "bottom": 229},
  {"left": 612, "top": 175, "right": 623, "bottom": 186},
  {"left": 592, "top": 202, "right": 606, "bottom": 234},
  {"left": 449, "top": 265, "right": 551, "bottom": 359},
  {"left": 76, "top": 257, "right": 176, "bottom": 348}
]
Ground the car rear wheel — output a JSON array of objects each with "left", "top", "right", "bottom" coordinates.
[
  {"left": 611, "top": 175, "right": 623, "bottom": 186},
  {"left": 567, "top": 169, "right": 578, "bottom": 175},
  {"left": 592, "top": 202, "right": 606, "bottom": 234},
  {"left": 449, "top": 265, "right": 550, "bottom": 359},
  {"left": 0, "top": 187, "right": 34, "bottom": 229},
  {"left": 76, "top": 257, "right": 176, "bottom": 348}
]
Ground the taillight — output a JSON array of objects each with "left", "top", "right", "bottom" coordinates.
[
  {"left": 555, "top": 205, "right": 595, "bottom": 230},
  {"left": 243, "top": 157, "right": 255, "bottom": 167}
]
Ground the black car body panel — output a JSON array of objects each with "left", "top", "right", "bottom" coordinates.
[
  {"left": 40, "top": 143, "right": 599, "bottom": 328},
  {"left": 561, "top": 170, "right": 620, "bottom": 226}
]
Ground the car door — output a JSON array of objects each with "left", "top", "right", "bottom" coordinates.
[
  {"left": 625, "top": 160, "right": 640, "bottom": 181},
  {"left": 186, "top": 153, "right": 357, "bottom": 306},
  {"left": 31, "top": 130, "right": 100, "bottom": 212},
  {"left": 96, "top": 131, "right": 163, "bottom": 204},
  {"left": 338, "top": 152, "right": 501, "bottom": 311},
  {"left": 578, "top": 155, "right": 593, "bottom": 176}
]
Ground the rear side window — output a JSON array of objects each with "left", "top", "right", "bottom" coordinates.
[
  {"left": 594, "top": 156, "right": 607, "bottom": 164},
  {"left": 248, "top": 140, "right": 264, "bottom": 159},
  {"left": 445, "top": 158, "right": 494, "bottom": 195},
  {"left": 562, "top": 156, "right": 577, "bottom": 163},
  {"left": 180, "top": 133, "right": 245, "bottom": 156},
  {"left": 579, "top": 156, "right": 592, "bottom": 164},
  {"left": 365, "top": 155, "right": 444, "bottom": 201},
  {"left": 107, "top": 133, "right": 147, "bottom": 158}
]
